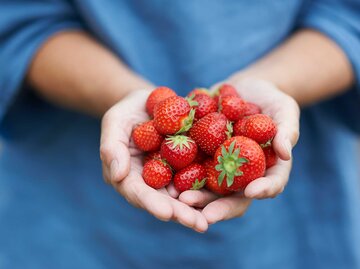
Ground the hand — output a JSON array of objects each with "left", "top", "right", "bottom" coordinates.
[
  {"left": 179, "top": 77, "right": 300, "bottom": 224},
  {"left": 100, "top": 89, "right": 209, "bottom": 232}
]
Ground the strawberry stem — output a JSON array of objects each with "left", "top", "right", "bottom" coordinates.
[
  {"left": 225, "top": 121, "right": 233, "bottom": 139},
  {"left": 215, "top": 140, "right": 248, "bottom": 187},
  {"left": 176, "top": 109, "right": 195, "bottom": 134},
  {"left": 185, "top": 95, "right": 199, "bottom": 107},
  {"left": 191, "top": 178, "right": 207, "bottom": 190},
  {"left": 165, "top": 135, "right": 194, "bottom": 150}
]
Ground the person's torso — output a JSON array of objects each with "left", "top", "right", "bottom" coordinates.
[{"left": 0, "top": 1, "right": 359, "bottom": 268}]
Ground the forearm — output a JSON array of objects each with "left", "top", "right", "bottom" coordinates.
[
  {"left": 27, "top": 31, "right": 153, "bottom": 117},
  {"left": 230, "top": 29, "right": 354, "bottom": 106}
]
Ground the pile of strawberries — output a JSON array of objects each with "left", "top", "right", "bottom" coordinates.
[{"left": 132, "top": 84, "right": 277, "bottom": 195}]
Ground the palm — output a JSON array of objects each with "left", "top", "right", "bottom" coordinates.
[
  {"left": 100, "top": 90, "right": 208, "bottom": 232},
  {"left": 179, "top": 79, "right": 300, "bottom": 224}
]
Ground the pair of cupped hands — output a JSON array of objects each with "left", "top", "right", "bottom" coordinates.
[{"left": 100, "top": 77, "right": 300, "bottom": 233}]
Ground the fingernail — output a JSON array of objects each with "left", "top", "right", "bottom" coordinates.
[{"left": 110, "top": 159, "right": 119, "bottom": 181}]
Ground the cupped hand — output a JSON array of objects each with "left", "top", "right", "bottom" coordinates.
[
  {"left": 179, "top": 78, "right": 300, "bottom": 224},
  {"left": 100, "top": 89, "right": 208, "bottom": 233}
]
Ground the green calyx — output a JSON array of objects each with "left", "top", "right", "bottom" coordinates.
[
  {"left": 191, "top": 178, "right": 207, "bottom": 190},
  {"left": 225, "top": 121, "right": 233, "bottom": 139},
  {"left": 215, "top": 140, "right": 248, "bottom": 187},
  {"left": 176, "top": 109, "right": 195, "bottom": 134},
  {"left": 165, "top": 135, "right": 195, "bottom": 151},
  {"left": 260, "top": 139, "right": 273, "bottom": 148},
  {"left": 185, "top": 94, "right": 199, "bottom": 107},
  {"left": 195, "top": 88, "right": 210, "bottom": 95}
]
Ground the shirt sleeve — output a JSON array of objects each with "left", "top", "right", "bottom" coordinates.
[
  {"left": 297, "top": 0, "right": 360, "bottom": 133},
  {"left": 0, "top": 0, "right": 83, "bottom": 121}
]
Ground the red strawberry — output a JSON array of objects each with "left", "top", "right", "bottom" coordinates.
[
  {"left": 213, "top": 84, "right": 239, "bottom": 103},
  {"left": 215, "top": 84, "right": 239, "bottom": 98},
  {"left": 189, "top": 112, "right": 232, "bottom": 156},
  {"left": 233, "top": 117, "right": 247, "bottom": 136},
  {"left": 173, "top": 163, "right": 207, "bottom": 192},
  {"left": 153, "top": 96, "right": 195, "bottom": 135},
  {"left": 143, "top": 151, "right": 162, "bottom": 164},
  {"left": 187, "top": 88, "right": 210, "bottom": 97},
  {"left": 244, "top": 102, "right": 262, "bottom": 116},
  {"left": 142, "top": 159, "right": 172, "bottom": 189},
  {"left": 146, "top": 86, "right": 176, "bottom": 117},
  {"left": 219, "top": 95, "right": 247, "bottom": 121},
  {"left": 203, "top": 159, "right": 232, "bottom": 195},
  {"left": 193, "top": 148, "right": 208, "bottom": 163},
  {"left": 160, "top": 135, "right": 197, "bottom": 170},
  {"left": 193, "top": 94, "right": 217, "bottom": 120},
  {"left": 263, "top": 145, "right": 277, "bottom": 168},
  {"left": 214, "top": 136, "right": 266, "bottom": 191},
  {"left": 132, "top": 120, "right": 164, "bottom": 152},
  {"left": 236, "top": 114, "right": 277, "bottom": 144}
]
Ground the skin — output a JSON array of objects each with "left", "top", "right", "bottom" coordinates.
[{"left": 28, "top": 29, "right": 354, "bottom": 232}]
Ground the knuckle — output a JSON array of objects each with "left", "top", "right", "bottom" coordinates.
[
  {"left": 291, "top": 129, "right": 300, "bottom": 146},
  {"left": 287, "top": 97, "right": 300, "bottom": 113},
  {"left": 99, "top": 143, "right": 113, "bottom": 162}
]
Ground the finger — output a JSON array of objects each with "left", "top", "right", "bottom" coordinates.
[
  {"left": 244, "top": 159, "right": 291, "bottom": 199},
  {"left": 194, "top": 209, "right": 209, "bottom": 233},
  {"left": 272, "top": 98, "right": 300, "bottom": 161},
  {"left": 116, "top": 173, "right": 174, "bottom": 221},
  {"left": 102, "top": 163, "right": 111, "bottom": 184},
  {"left": 202, "top": 194, "right": 252, "bottom": 224},
  {"left": 100, "top": 109, "right": 132, "bottom": 182},
  {"left": 171, "top": 199, "right": 207, "bottom": 232},
  {"left": 179, "top": 189, "right": 218, "bottom": 208},
  {"left": 116, "top": 160, "right": 207, "bottom": 231},
  {"left": 166, "top": 183, "right": 180, "bottom": 199}
]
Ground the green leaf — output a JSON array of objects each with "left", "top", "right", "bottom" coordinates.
[
  {"left": 233, "top": 148, "right": 240, "bottom": 158},
  {"left": 218, "top": 171, "right": 226, "bottom": 186},
  {"left": 191, "top": 178, "right": 207, "bottom": 190},
  {"left": 215, "top": 164, "right": 223, "bottom": 171},
  {"left": 239, "top": 157, "right": 249, "bottom": 164},
  {"left": 185, "top": 95, "right": 199, "bottom": 107},
  {"left": 176, "top": 109, "right": 195, "bottom": 134},
  {"left": 228, "top": 140, "right": 236, "bottom": 155},
  {"left": 221, "top": 145, "right": 227, "bottom": 157},
  {"left": 226, "top": 173, "right": 234, "bottom": 187},
  {"left": 226, "top": 121, "right": 233, "bottom": 138}
]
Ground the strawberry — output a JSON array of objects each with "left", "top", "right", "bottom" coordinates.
[
  {"left": 235, "top": 114, "right": 277, "bottom": 144},
  {"left": 132, "top": 120, "right": 164, "bottom": 152},
  {"left": 173, "top": 163, "right": 207, "bottom": 192},
  {"left": 213, "top": 84, "right": 239, "bottom": 103},
  {"left": 263, "top": 145, "right": 277, "bottom": 169},
  {"left": 219, "top": 95, "right": 247, "bottom": 121},
  {"left": 215, "top": 84, "right": 239, "bottom": 98},
  {"left": 153, "top": 96, "right": 195, "bottom": 135},
  {"left": 244, "top": 102, "right": 262, "bottom": 116},
  {"left": 193, "top": 148, "right": 208, "bottom": 163},
  {"left": 233, "top": 117, "right": 247, "bottom": 136},
  {"left": 160, "top": 135, "right": 197, "bottom": 170},
  {"left": 203, "top": 159, "right": 232, "bottom": 195},
  {"left": 146, "top": 86, "right": 176, "bottom": 117},
  {"left": 189, "top": 112, "right": 232, "bottom": 156},
  {"left": 142, "top": 159, "right": 172, "bottom": 189},
  {"left": 143, "top": 151, "right": 162, "bottom": 164},
  {"left": 193, "top": 94, "right": 217, "bottom": 120},
  {"left": 214, "top": 136, "right": 266, "bottom": 191},
  {"left": 187, "top": 88, "right": 210, "bottom": 97}
]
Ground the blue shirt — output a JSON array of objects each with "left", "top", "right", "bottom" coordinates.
[{"left": 1, "top": 1, "right": 360, "bottom": 268}]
